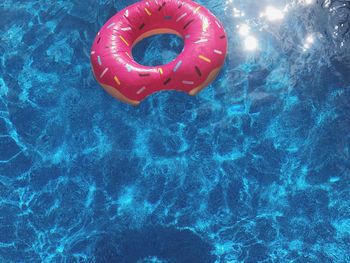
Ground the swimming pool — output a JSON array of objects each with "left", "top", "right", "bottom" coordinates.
[{"left": 1, "top": 0, "right": 350, "bottom": 261}]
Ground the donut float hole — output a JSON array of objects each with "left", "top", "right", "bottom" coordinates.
[{"left": 132, "top": 33, "right": 184, "bottom": 67}]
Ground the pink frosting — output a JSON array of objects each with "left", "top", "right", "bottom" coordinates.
[{"left": 90, "top": 0, "right": 227, "bottom": 103}]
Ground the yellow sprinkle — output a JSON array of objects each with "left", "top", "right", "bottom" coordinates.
[
  {"left": 202, "top": 19, "right": 209, "bottom": 31},
  {"left": 114, "top": 76, "right": 121, "bottom": 85},
  {"left": 145, "top": 8, "right": 152, "bottom": 16},
  {"left": 158, "top": 68, "right": 163, "bottom": 75},
  {"left": 119, "top": 35, "right": 129, "bottom": 46},
  {"left": 194, "top": 6, "right": 201, "bottom": 13},
  {"left": 198, "top": 55, "right": 211, "bottom": 63}
]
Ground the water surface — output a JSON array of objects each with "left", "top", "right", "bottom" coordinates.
[{"left": 0, "top": 0, "right": 350, "bottom": 262}]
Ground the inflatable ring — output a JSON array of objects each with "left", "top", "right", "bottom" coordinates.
[{"left": 90, "top": 0, "right": 227, "bottom": 105}]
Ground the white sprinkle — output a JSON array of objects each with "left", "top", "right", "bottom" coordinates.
[
  {"left": 107, "top": 22, "right": 115, "bottom": 29},
  {"left": 97, "top": 56, "right": 102, "bottom": 65},
  {"left": 176, "top": 13, "right": 187, "bottom": 22},
  {"left": 194, "top": 39, "right": 208, "bottom": 44},
  {"left": 215, "top": 21, "right": 221, "bottom": 28},
  {"left": 136, "top": 86, "right": 146, "bottom": 94},
  {"left": 173, "top": 61, "right": 182, "bottom": 72},
  {"left": 182, "top": 80, "right": 194, "bottom": 85},
  {"left": 91, "top": 51, "right": 95, "bottom": 54},
  {"left": 100, "top": 68, "right": 109, "bottom": 78},
  {"left": 121, "top": 27, "right": 132, "bottom": 31},
  {"left": 125, "top": 10, "right": 129, "bottom": 17},
  {"left": 126, "top": 65, "right": 132, "bottom": 72},
  {"left": 214, "top": 49, "right": 223, "bottom": 54}
]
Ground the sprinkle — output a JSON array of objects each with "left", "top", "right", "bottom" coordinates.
[
  {"left": 198, "top": 55, "right": 211, "bottom": 63},
  {"left": 97, "top": 37, "right": 101, "bottom": 44},
  {"left": 220, "top": 35, "right": 226, "bottom": 39},
  {"left": 158, "top": 2, "right": 166, "bottom": 11},
  {"left": 139, "top": 73, "right": 150, "bottom": 77},
  {"left": 121, "top": 27, "right": 132, "bottom": 31},
  {"left": 107, "top": 22, "right": 115, "bottom": 29},
  {"left": 182, "top": 80, "right": 194, "bottom": 85},
  {"left": 195, "top": 66, "right": 202, "bottom": 76},
  {"left": 178, "top": 4, "right": 183, "bottom": 8},
  {"left": 100, "top": 68, "right": 109, "bottom": 78},
  {"left": 163, "top": 78, "right": 171, "bottom": 85},
  {"left": 214, "top": 49, "right": 223, "bottom": 54},
  {"left": 114, "top": 76, "right": 121, "bottom": 85},
  {"left": 215, "top": 21, "right": 222, "bottom": 28},
  {"left": 125, "top": 10, "right": 129, "bottom": 17},
  {"left": 91, "top": 51, "right": 95, "bottom": 54},
  {"left": 126, "top": 65, "right": 132, "bottom": 72},
  {"left": 194, "top": 6, "right": 201, "bottom": 13},
  {"left": 183, "top": 19, "right": 194, "bottom": 29},
  {"left": 119, "top": 35, "right": 129, "bottom": 46},
  {"left": 139, "top": 23, "right": 145, "bottom": 30},
  {"left": 137, "top": 86, "right": 146, "bottom": 94},
  {"left": 176, "top": 13, "right": 187, "bottom": 22},
  {"left": 145, "top": 7, "right": 152, "bottom": 16},
  {"left": 194, "top": 39, "right": 208, "bottom": 44},
  {"left": 173, "top": 60, "right": 182, "bottom": 72},
  {"left": 158, "top": 68, "right": 163, "bottom": 74},
  {"left": 164, "top": 16, "right": 172, "bottom": 20},
  {"left": 185, "top": 34, "right": 190, "bottom": 39},
  {"left": 97, "top": 56, "right": 102, "bottom": 65},
  {"left": 202, "top": 20, "right": 209, "bottom": 31}
]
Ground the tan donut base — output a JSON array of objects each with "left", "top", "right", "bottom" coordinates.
[
  {"left": 133, "top": 28, "right": 183, "bottom": 47},
  {"left": 188, "top": 67, "right": 221, "bottom": 96},
  {"left": 101, "top": 83, "right": 141, "bottom": 106}
]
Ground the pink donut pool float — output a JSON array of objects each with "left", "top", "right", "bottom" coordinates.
[{"left": 90, "top": 0, "right": 227, "bottom": 105}]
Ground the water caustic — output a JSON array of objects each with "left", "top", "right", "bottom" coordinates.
[{"left": 0, "top": 0, "right": 350, "bottom": 262}]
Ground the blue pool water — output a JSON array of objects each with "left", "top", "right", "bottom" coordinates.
[{"left": 1, "top": 0, "right": 350, "bottom": 262}]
